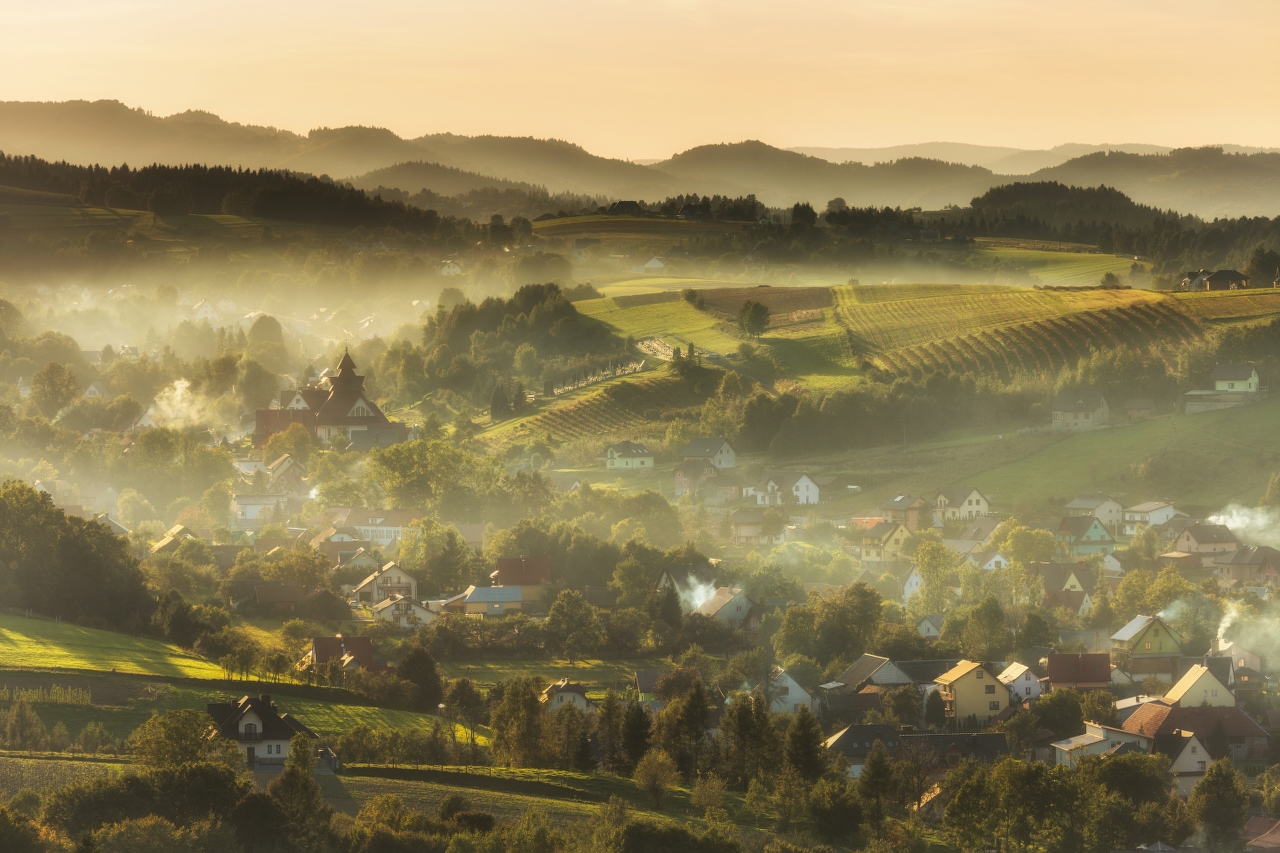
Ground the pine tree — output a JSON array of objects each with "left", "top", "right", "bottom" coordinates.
[
  {"left": 925, "top": 690, "right": 946, "bottom": 729},
  {"left": 784, "top": 705, "right": 826, "bottom": 782},
  {"left": 622, "top": 701, "right": 652, "bottom": 770},
  {"left": 597, "top": 690, "right": 626, "bottom": 774},
  {"left": 858, "top": 737, "right": 894, "bottom": 827},
  {"left": 4, "top": 699, "right": 47, "bottom": 751}
]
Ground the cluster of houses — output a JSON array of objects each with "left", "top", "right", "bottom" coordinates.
[
  {"left": 1050, "top": 363, "right": 1264, "bottom": 428},
  {"left": 802, "top": 620, "right": 1272, "bottom": 795}
]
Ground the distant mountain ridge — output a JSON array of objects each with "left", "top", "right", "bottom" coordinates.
[{"left": 2, "top": 99, "right": 1280, "bottom": 218}]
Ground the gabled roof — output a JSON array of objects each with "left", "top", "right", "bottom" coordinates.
[
  {"left": 1125, "top": 501, "right": 1177, "bottom": 513},
  {"left": 491, "top": 556, "right": 552, "bottom": 586},
  {"left": 680, "top": 438, "right": 733, "bottom": 458},
  {"left": 824, "top": 724, "right": 901, "bottom": 758},
  {"left": 1046, "top": 653, "right": 1110, "bottom": 684},
  {"left": 933, "top": 486, "right": 983, "bottom": 506},
  {"left": 601, "top": 440, "right": 653, "bottom": 458},
  {"left": 1043, "top": 589, "right": 1089, "bottom": 613},
  {"left": 463, "top": 585, "right": 524, "bottom": 603},
  {"left": 1123, "top": 704, "right": 1268, "bottom": 755},
  {"left": 371, "top": 593, "right": 428, "bottom": 614},
  {"left": 1066, "top": 494, "right": 1116, "bottom": 510},
  {"left": 1058, "top": 515, "right": 1109, "bottom": 538},
  {"left": 761, "top": 471, "right": 810, "bottom": 492},
  {"left": 880, "top": 494, "right": 928, "bottom": 511},
  {"left": 1210, "top": 363, "right": 1257, "bottom": 381},
  {"left": 307, "top": 635, "right": 376, "bottom": 669},
  {"left": 1112, "top": 615, "right": 1157, "bottom": 643},
  {"left": 696, "top": 587, "right": 748, "bottom": 617},
  {"left": 1052, "top": 389, "right": 1107, "bottom": 412},
  {"left": 542, "top": 678, "right": 590, "bottom": 700},
  {"left": 863, "top": 520, "right": 904, "bottom": 540},
  {"left": 894, "top": 659, "right": 962, "bottom": 684},
  {"left": 1179, "top": 523, "right": 1238, "bottom": 545},
  {"left": 634, "top": 670, "right": 669, "bottom": 693},
  {"left": 1165, "top": 664, "right": 1228, "bottom": 705},
  {"left": 1206, "top": 270, "right": 1249, "bottom": 284},
  {"left": 835, "top": 654, "right": 892, "bottom": 688},
  {"left": 917, "top": 613, "right": 944, "bottom": 632},
  {"left": 208, "top": 695, "right": 316, "bottom": 742},
  {"left": 936, "top": 660, "right": 983, "bottom": 685},
  {"left": 998, "top": 662, "right": 1031, "bottom": 685},
  {"left": 958, "top": 516, "right": 1000, "bottom": 544},
  {"left": 898, "top": 732, "right": 1009, "bottom": 763},
  {"left": 1215, "top": 545, "right": 1280, "bottom": 567}
]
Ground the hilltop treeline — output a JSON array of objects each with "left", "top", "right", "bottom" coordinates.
[{"left": 0, "top": 152, "right": 468, "bottom": 235}]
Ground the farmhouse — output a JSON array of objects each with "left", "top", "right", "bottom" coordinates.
[
  {"left": 1184, "top": 364, "right": 1262, "bottom": 413},
  {"left": 680, "top": 438, "right": 736, "bottom": 469},
  {"left": 753, "top": 471, "right": 820, "bottom": 506},
  {"left": 879, "top": 494, "right": 932, "bottom": 533},
  {"left": 1051, "top": 390, "right": 1109, "bottom": 430},
  {"left": 1172, "top": 523, "right": 1238, "bottom": 567},
  {"left": 298, "top": 634, "right": 379, "bottom": 672},
  {"left": 353, "top": 562, "right": 418, "bottom": 605},
  {"left": 208, "top": 695, "right": 317, "bottom": 769},
  {"left": 371, "top": 594, "right": 437, "bottom": 629},
  {"left": 541, "top": 679, "right": 595, "bottom": 712},
  {"left": 490, "top": 556, "right": 552, "bottom": 603},
  {"left": 1064, "top": 495, "right": 1123, "bottom": 532},
  {"left": 860, "top": 521, "right": 909, "bottom": 567},
  {"left": 1055, "top": 516, "right": 1114, "bottom": 556},
  {"left": 1122, "top": 501, "right": 1186, "bottom": 536},
  {"left": 597, "top": 440, "right": 654, "bottom": 469},
  {"left": 930, "top": 487, "right": 988, "bottom": 522}
]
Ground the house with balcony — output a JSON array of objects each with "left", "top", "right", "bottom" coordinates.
[
  {"left": 930, "top": 487, "right": 989, "bottom": 522},
  {"left": 208, "top": 694, "right": 317, "bottom": 769},
  {"left": 372, "top": 594, "right": 437, "bottom": 630},
  {"left": 879, "top": 494, "right": 933, "bottom": 533},
  {"left": 935, "top": 660, "right": 1011, "bottom": 726},
  {"left": 1123, "top": 501, "right": 1187, "bottom": 537},
  {"left": 353, "top": 561, "right": 418, "bottom": 604}
]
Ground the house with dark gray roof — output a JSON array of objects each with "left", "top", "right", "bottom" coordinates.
[
  {"left": 1051, "top": 390, "right": 1109, "bottom": 430},
  {"left": 208, "top": 694, "right": 317, "bottom": 769},
  {"left": 679, "top": 438, "right": 736, "bottom": 469}
]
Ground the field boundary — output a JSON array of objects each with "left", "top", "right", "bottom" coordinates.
[{"left": 342, "top": 765, "right": 608, "bottom": 802}]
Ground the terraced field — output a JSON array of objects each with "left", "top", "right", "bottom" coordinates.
[
  {"left": 1176, "top": 290, "right": 1280, "bottom": 326},
  {"left": 577, "top": 295, "right": 744, "bottom": 354},
  {"left": 974, "top": 241, "right": 1149, "bottom": 286}
]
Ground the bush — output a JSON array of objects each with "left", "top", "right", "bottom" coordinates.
[
  {"left": 450, "top": 811, "right": 496, "bottom": 833},
  {"left": 437, "top": 793, "right": 471, "bottom": 821},
  {"left": 633, "top": 750, "right": 679, "bottom": 809}
]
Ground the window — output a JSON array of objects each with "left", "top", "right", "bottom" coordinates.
[
  {"left": 985, "top": 685, "right": 995, "bottom": 694},
  {"left": 976, "top": 670, "right": 982, "bottom": 678},
  {"left": 1145, "top": 642, "right": 1152, "bottom": 650},
  {"left": 989, "top": 701, "right": 1000, "bottom": 711},
  {"left": 1198, "top": 761, "right": 1206, "bottom": 771},
  {"left": 1191, "top": 746, "right": 1197, "bottom": 754}
]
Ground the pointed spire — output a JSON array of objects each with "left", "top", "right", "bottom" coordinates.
[{"left": 337, "top": 347, "right": 356, "bottom": 373}]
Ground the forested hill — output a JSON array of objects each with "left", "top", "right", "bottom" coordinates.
[
  {"left": 0, "top": 153, "right": 452, "bottom": 233},
  {"left": 964, "top": 182, "right": 1193, "bottom": 231}
]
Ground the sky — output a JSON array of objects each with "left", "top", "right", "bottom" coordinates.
[{"left": 4, "top": 0, "right": 1279, "bottom": 161}]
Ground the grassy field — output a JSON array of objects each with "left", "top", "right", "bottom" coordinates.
[
  {"left": 1175, "top": 289, "right": 1280, "bottom": 326},
  {"left": 0, "top": 614, "right": 225, "bottom": 679},
  {"left": 974, "top": 240, "right": 1149, "bottom": 286},
  {"left": 970, "top": 396, "right": 1280, "bottom": 516},
  {"left": 438, "top": 656, "right": 672, "bottom": 695},
  {"left": 577, "top": 294, "right": 745, "bottom": 354},
  {"left": 0, "top": 754, "right": 128, "bottom": 795}
]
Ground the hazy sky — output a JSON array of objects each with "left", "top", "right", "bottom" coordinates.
[{"left": 5, "top": 0, "right": 1279, "bottom": 160}]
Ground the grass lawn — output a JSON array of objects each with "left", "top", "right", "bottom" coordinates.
[
  {"left": 0, "top": 614, "right": 225, "bottom": 679},
  {"left": 974, "top": 242, "right": 1149, "bottom": 286},
  {"left": 971, "top": 396, "right": 1280, "bottom": 516},
  {"left": 0, "top": 754, "right": 128, "bottom": 795},
  {"left": 577, "top": 295, "right": 745, "bottom": 355},
  {"left": 1175, "top": 290, "right": 1280, "bottom": 326},
  {"left": 439, "top": 656, "right": 671, "bottom": 695}
]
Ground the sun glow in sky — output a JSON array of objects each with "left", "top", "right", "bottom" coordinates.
[{"left": 4, "top": 0, "right": 1279, "bottom": 159}]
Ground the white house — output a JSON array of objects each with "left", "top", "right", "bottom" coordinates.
[
  {"left": 371, "top": 594, "right": 436, "bottom": 630},
  {"left": 542, "top": 679, "right": 595, "bottom": 712},
  {"left": 84, "top": 381, "right": 111, "bottom": 400},
  {"left": 969, "top": 551, "right": 1011, "bottom": 572},
  {"left": 1211, "top": 364, "right": 1259, "bottom": 393},
  {"left": 1052, "top": 390, "right": 1109, "bottom": 430},
  {"left": 230, "top": 494, "right": 289, "bottom": 530},
  {"left": 597, "top": 440, "right": 654, "bottom": 469},
  {"left": 214, "top": 294, "right": 238, "bottom": 314},
  {"left": 1123, "top": 502, "right": 1187, "bottom": 537},
  {"left": 348, "top": 509, "right": 421, "bottom": 544},
  {"left": 916, "top": 614, "right": 943, "bottom": 639},
  {"left": 191, "top": 299, "right": 221, "bottom": 324},
  {"left": 1051, "top": 722, "right": 1152, "bottom": 768},
  {"left": 763, "top": 668, "right": 814, "bottom": 715},
  {"left": 697, "top": 587, "right": 759, "bottom": 633},
  {"left": 207, "top": 695, "right": 317, "bottom": 769},
  {"left": 1169, "top": 731, "right": 1211, "bottom": 796},
  {"left": 643, "top": 257, "right": 665, "bottom": 273},
  {"left": 680, "top": 438, "right": 736, "bottom": 469},
  {"left": 1210, "top": 638, "right": 1264, "bottom": 675},
  {"left": 353, "top": 562, "right": 418, "bottom": 605},
  {"left": 440, "top": 260, "right": 462, "bottom": 276},
  {"left": 998, "top": 662, "right": 1042, "bottom": 701},
  {"left": 931, "top": 487, "right": 989, "bottom": 521},
  {"left": 1065, "top": 495, "right": 1124, "bottom": 531},
  {"left": 901, "top": 565, "right": 924, "bottom": 602},
  {"left": 754, "top": 472, "right": 820, "bottom": 506}
]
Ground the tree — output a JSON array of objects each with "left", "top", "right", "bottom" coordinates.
[
  {"left": 738, "top": 301, "right": 771, "bottom": 340},
  {"left": 267, "top": 732, "right": 331, "bottom": 842},
  {"left": 3, "top": 699, "right": 47, "bottom": 751},
  {"left": 791, "top": 202, "right": 818, "bottom": 227},
  {"left": 490, "top": 385, "right": 511, "bottom": 421},
  {"left": 784, "top": 705, "right": 827, "bottom": 782},
  {"left": 609, "top": 557, "right": 651, "bottom": 610},
  {"left": 261, "top": 422, "right": 315, "bottom": 466},
  {"left": 859, "top": 738, "right": 895, "bottom": 826},
  {"left": 398, "top": 646, "right": 444, "bottom": 711},
  {"left": 597, "top": 690, "right": 627, "bottom": 774},
  {"left": 545, "top": 590, "right": 601, "bottom": 665},
  {"left": 128, "top": 709, "right": 241, "bottom": 770},
  {"left": 808, "top": 778, "right": 862, "bottom": 843},
  {"left": 1080, "top": 690, "right": 1118, "bottom": 727},
  {"left": 622, "top": 701, "right": 652, "bottom": 769},
  {"left": 883, "top": 684, "right": 923, "bottom": 726},
  {"left": 913, "top": 540, "right": 958, "bottom": 616},
  {"left": 962, "top": 596, "right": 1008, "bottom": 658},
  {"left": 633, "top": 750, "right": 679, "bottom": 809},
  {"left": 445, "top": 677, "right": 485, "bottom": 761},
  {"left": 894, "top": 738, "right": 944, "bottom": 807},
  {"left": 29, "top": 361, "right": 81, "bottom": 417},
  {"left": 490, "top": 676, "right": 547, "bottom": 768},
  {"left": 0, "top": 806, "right": 41, "bottom": 853},
  {"left": 925, "top": 690, "right": 946, "bottom": 729},
  {"left": 1189, "top": 759, "right": 1248, "bottom": 853}
]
